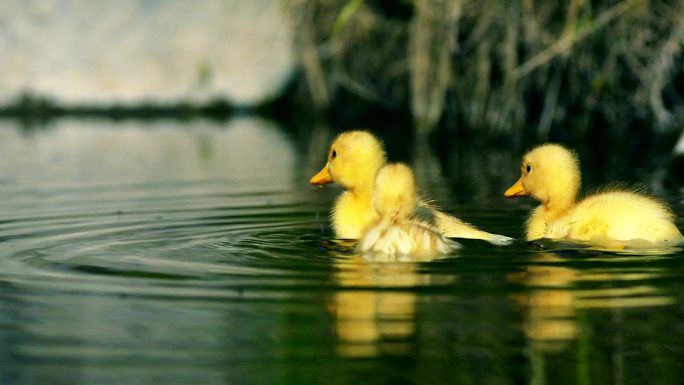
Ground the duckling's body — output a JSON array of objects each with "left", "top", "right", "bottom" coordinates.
[
  {"left": 311, "top": 130, "right": 513, "bottom": 245},
  {"left": 332, "top": 191, "right": 376, "bottom": 240},
  {"left": 505, "top": 144, "right": 684, "bottom": 247},
  {"left": 546, "top": 190, "right": 682, "bottom": 245},
  {"left": 359, "top": 219, "right": 458, "bottom": 257},
  {"left": 357, "top": 163, "right": 459, "bottom": 257}
]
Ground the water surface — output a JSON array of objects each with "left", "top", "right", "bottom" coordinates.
[{"left": 1, "top": 119, "right": 683, "bottom": 385}]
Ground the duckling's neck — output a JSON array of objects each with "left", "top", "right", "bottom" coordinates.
[
  {"left": 348, "top": 182, "right": 374, "bottom": 205},
  {"left": 349, "top": 171, "right": 376, "bottom": 196},
  {"left": 542, "top": 193, "right": 576, "bottom": 220}
]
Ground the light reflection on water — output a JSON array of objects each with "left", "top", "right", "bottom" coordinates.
[
  {"left": 0, "top": 118, "right": 683, "bottom": 384},
  {"left": 508, "top": 252, "right": 674, "bottom": 352}
]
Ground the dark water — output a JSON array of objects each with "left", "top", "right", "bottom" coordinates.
[{"left": 1, "top": 118, "right": 683, "bottom": 385}]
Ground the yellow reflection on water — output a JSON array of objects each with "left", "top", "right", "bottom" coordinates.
[
  {"left": 329, "top": 253, "right": 436, "bottom": 358},
  {"left": 509, "top": 256, "right": 579, "bottom": 352},
  {"left": 509, "top": 252, "right": 672, "bottom": 352}
]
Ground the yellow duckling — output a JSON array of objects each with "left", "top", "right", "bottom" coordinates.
[
  {"left": 504, "top": 143, "right": 684, "bottom": 247},
  {"left": 310, "top": 130, "right": 385, "bottom": 239},
  {"left": 357, "top": 163, "right": 460, "bottom": 257},
  {"left": 310, "top": 130, "right": 513, "bottom": 245}
]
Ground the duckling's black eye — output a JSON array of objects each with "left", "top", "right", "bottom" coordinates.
[
  {"left": 526, "top": 164, "right": 532, "bottom": 173},
  {"left": 331, "top": 150, "right": 337, "bottom": 159}
]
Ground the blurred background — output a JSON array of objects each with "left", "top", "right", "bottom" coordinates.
[
  {"left": 0, "top": 0, "right": 681, "bottom": 194},
  {"left": 1, "top": 0, "right": 681, "bottom": 141},
  {"left": 0, "top": 1, "right": 292, "bottom": 112}
]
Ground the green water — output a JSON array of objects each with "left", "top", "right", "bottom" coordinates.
[{"left": 1, "top": 118, "right": 683, "bottom": 385}]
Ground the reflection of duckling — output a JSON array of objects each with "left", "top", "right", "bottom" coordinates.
[
  {"left": 505, "top": 143, "right": 684, "bottom": 246},
  {"left": 310, "top": 130, "right": 513, "bottom": 245},
  {"left": 357, "top": 163, "right": 459, "bottom": 257}
]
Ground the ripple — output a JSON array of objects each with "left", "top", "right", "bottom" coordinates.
[{"left": 0, "top": 176, "right": 335, "bottom": 298}]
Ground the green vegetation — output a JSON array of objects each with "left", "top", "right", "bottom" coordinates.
[{"left": 287, "top": 0, "right": 683, "bottom": 139}]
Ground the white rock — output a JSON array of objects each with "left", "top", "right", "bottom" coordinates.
[{"left": 0, "top": 0, "right": 294, "bottom": 105}]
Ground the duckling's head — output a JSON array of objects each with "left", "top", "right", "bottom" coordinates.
[
  {"left": 309, "top": 130, "right": 386, "bottom": 191},
  {"left": 505, "top": 144, "right": 581, "bottom": 206},
  {"left": 373, "top": 163, "right": 418, "bottom": 222}
]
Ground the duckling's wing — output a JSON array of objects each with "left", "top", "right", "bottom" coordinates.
[{"left": 418, "top": 200, "right": 514, "bottom": 246}]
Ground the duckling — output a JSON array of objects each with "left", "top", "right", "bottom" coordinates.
[
  {"left": 310, "top": 130, "right": 513, "bottom": 245},
  {"left": 504, "top": 143, "right": 684, "bottom": 247},
  {"left": 310, "top": 130, "right": 385, "bottom": 239},
  {"left": 357, "top": 163, "right": 459, "bottom": 257}
]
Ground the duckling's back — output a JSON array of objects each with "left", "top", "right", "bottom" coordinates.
[
  {"left": 551, "top": 190, "right": 684, "bottom": 245},
  {"left": 358, "top": 219, "right": 459, "bottom": 258},
  {"left": 372, "top": 164, "right": 418, "bottom": 223},
  {"left": 358, "top": 163, "right": 460, "bottom": 257}
]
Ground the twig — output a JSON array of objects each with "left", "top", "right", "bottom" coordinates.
[{"left": 514, "top": 0, "right": 643, "bottom": 79}]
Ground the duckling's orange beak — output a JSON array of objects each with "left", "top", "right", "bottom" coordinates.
[
  {"left": 309, "top": 165, "right": 333, "bottom": 185},
  {"left": 504, "top": 177, "right": 527, "bottom": 198}
]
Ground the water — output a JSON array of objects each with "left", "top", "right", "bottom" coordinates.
[{"left": 1, "top": 118, "right": 683, "bottom": 385}]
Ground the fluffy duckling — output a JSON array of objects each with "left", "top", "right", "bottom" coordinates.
[
  {"left": 505, "top": 143, "right": 684, "bottom": 247},
  {"left": 357, "top": 163, "right": 459, "bottom": 257},
  {"left": 310, "top": 130, "right": 513, "bottom": 245},
  {"left": 310, "top": 130, "right": 385, "bottom": 239}
]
